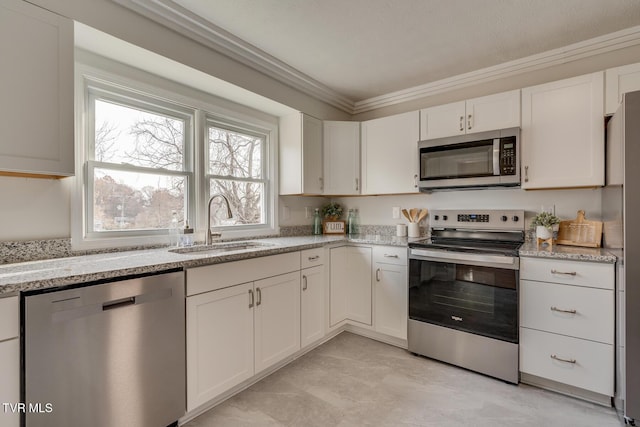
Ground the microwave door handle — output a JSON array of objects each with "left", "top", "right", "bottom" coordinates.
[{"left": 493, "top": 139, "right": 500, "bottom": 176}]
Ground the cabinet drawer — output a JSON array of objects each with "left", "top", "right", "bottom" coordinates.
[
  {"left": 520, "top": 327, "right": 613, "bottom": 396},
  {"left": 520, "top": 258, "right": 614, "bottom": 289},
  {"left": 187, "top": 252, "right": 300, "bottom": 296},
  {"left": 521, "top": 280, "right": 613, "bottom": 344},
  {"left": 301, "top": 248, "right": 324, "bottom": 269},
  {"left": 372, "top": 245, "right": 407, "bottom": 265},
  {"left": 0, "top": 297, "right": 19, "bottom": 341}
]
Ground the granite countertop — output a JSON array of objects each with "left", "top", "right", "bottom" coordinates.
[
  {"left": 519, "top": 241, "right": 618, "bottom": 263},
  {"left": 0, "top": 234, "right": 413, "bottom": 295}
]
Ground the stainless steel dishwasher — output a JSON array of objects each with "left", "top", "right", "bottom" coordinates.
[{"left": 23, "top": 270, "right": 186, "bottom": 427}]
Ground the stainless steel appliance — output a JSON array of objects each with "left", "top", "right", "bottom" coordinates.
[
  {"left": 408, "top": 209, "right": 524, "bottom": 384},
  {"left": 23, "top": 270, "right": 186, "bottom": 427},
  {"left": 418, "top": 127, "right": 520, "bottom": 191},
  {"left": 602, "top": 90, "right": 640, "bottom": 424}
]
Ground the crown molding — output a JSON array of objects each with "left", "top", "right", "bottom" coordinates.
[{"left": 112, "top": 0, "right": 640, "bottom": 116}]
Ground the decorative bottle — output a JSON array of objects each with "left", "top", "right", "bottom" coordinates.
[
  {"left": 312, "top": 208, "right": 322, "bottom": 235},
  {"left": 347, "top": 209, "right": 359, "bottom": 235}
]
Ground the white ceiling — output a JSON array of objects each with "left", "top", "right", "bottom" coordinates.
[{"left": 170, "top": 0, "right": 640, "bottom": 104}]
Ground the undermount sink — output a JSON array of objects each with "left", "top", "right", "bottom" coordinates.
[{"left": 168, "top": 240, "right": 277, "bottom": 255}]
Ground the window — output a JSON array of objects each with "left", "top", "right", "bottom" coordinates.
[{"left": 76, "top": 60, "right": 278, "bottom": 248}]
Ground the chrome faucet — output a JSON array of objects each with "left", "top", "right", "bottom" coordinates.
[{"left": 206, "top": 194, "right": 233, "bottom": 245}]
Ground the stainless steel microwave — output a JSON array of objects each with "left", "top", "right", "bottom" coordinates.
[{"left": 418, "top": 127, "right": 520, "bottom": 191}]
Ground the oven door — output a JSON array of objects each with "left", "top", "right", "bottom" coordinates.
[{"left": 408, "top": 252, "right": 518, "bottom": 344}]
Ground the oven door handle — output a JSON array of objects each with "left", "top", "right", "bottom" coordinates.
[
  {"left": 493, "top": 138, "right": 501, "bottom": 176},
  {"left": 410, "top": 248, "right": 517, "bottom": 267}
]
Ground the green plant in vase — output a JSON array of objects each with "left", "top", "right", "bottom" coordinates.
[
  {"left": 321, "top": 202, "right": 343, "bottom": 220},
  {"left": 531, "top": 211, "right": 561, "bottom": 240}
]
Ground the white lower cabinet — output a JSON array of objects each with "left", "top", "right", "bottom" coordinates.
[
  {"left": 330, "top": 245, "right": 372, "bottom": 326},
  {"left": 519, "top": 257, "right": 614, "bottom": 397},
  {"left": 373, "top": 246, "right": 408, "bottom": 340},
  {"left": 301, "top": 264, "right": 325, "bottom": 348},
  {"left": 0, "top": 296, "right": 19, "bottom": 427}
]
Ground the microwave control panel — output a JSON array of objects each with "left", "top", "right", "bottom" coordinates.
[{"left": 500, "top": 136, "right": 517, "bottom": 175}]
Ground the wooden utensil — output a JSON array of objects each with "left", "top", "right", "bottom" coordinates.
[
  {"left": 556, "top": 210, "right": 603, "bottom": 248},
  {"left": 409, "top": 208, "right": 418, "bottom": 223},
  {"left": 416, "top": 209, "right": 428, "bottom": 223},
  {"left": 401, "top": 209, "right": 412, "bottom": 222}
]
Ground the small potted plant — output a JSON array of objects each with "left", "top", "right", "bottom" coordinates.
[
  {"left": 321, "top": 202, "right": 343, "bottom": 220},
  {"left": 531, "top": 211, "right": 561, "bottom": 240}
]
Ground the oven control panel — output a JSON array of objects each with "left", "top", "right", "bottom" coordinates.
[{"left": 430, "top": 209, "right": 525, "bottom": 231}]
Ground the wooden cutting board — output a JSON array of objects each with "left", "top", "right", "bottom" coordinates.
[{"left": 556, "top": 210, "right": 603, "bottom": 248}]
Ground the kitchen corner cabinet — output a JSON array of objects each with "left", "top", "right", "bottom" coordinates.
[
  {"left": 420, "top": 90, "right": 520, "bottom": 140},
  {"left": 185, "top": 252, "right": 301, "bottom": 410},
  {"left": 279, "top": 113, "right": 323, "bottom": 195},
  {"left": 605, "top": 62, "right": 640, "bottom": 115},
  {"left": 300, "top": 248, "right": 326, "bottom": 348},
  {"left": 373, "top": 246, "right": 407, "bottom": 340},
  {"left": 361, "top": 111, "right": 419, "bottom": 194},
  {"left": 519, "top": 257, "right": 614, "bottom": 398},
  {"left": 0, "top": 0, "right": 74, "bottom": 177},
  {"left": 0, "top": 296, "right": 19, "bottom": 427},
  {"left": 323, "top": 121, "right": 360, "bottom": 195},
  {"left": 330, "top": 245, "right": 372, "bottom": 326},
  {"left": 521, "top": 72, "right": 604, "bottom": 189}
]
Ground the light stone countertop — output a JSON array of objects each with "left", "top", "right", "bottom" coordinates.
[
  {"left": 0, "top": 234, "right": 415, "bottom": 295},
  {"left": 519, "top": 241, "right": 618, "bottom": 263}
]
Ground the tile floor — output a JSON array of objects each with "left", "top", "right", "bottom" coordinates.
[{"left": 183, "top": 332, "right": 622, "bottom": 427}]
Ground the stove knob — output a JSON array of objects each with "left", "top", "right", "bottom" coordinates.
[
  {"left": 501, "top": 215, "right": 508, "bottom": 222},
  {"left": 434, "top": 215, "right": 439, "bottom": 221},
  {"left": 442, "top": 215, "right": 448, "bottom": 221},
  {"left": 512, "top": 215, "right": 520, "bottom": 222}
]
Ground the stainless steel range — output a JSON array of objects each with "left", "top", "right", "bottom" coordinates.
[{"left": 408, "top": 209, "right": 524, "bottom": 384}]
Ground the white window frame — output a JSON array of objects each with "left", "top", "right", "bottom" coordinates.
[{"left": 73, "top": 53, "right": 279, "bottom": 250}]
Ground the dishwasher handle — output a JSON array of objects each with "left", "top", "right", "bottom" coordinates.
[{"left": 102, "top": 296, "right": 136, "bottom": 311}]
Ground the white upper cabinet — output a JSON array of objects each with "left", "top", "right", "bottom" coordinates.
[
  {"left": 323, "top": 121, "right": 360, "bottom": 195},
  {"left": 521, "top": 72, "right": 604, "bottom": 189},
  {"left": 420, "top": 90, "right": 520, "bottom": 140},
  {"left": 279, "top": 113, "right": 323, "bottom": 195},
  {"left": 0, "top": 0, "right": 73, "bottom": 177},
  {"left": 605, "top": 62, "right": 640, "bottom": 115},
  {"left": 361, "top": 111, "right": 420, "bottom": 195}
]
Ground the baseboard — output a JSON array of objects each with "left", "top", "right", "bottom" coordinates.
[
  {"left": 345, "top": 323, "right": 407, "bottom": 349},
  {"left": 520, "top": 372, "right": 613, "bottom": 407}
]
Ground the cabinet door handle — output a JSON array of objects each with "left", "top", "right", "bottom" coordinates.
[
  {"left": 319, "top": 177, "right": 323, "bottom": 191},
  {"left": 248, "top": 289, "right": 254, "bottom": 308},
  {"left": 550, "top": 306, "right": 577, "bottom": 314},
  {"left": 308, "top": 255, "right": 320, "bottom": 261},
  {"left": 467, "top": 114, "right": 472, "bottom": 130},
  {"left": 302, "top": 275, "right": 308, "bottom": 291},
  {"left": 256, "top": 287, "right": 262, "bottom": 306},
  {"left": 550, "top": 354, "right": 576, "bottom": 364},
  {"left": 551, "top": 269, "right": 577, "bottom": 276},
  {"left": 383, "top": 254, "right": 399, "bottom": 258},
  {"left": 524, "top": 166, "right": 529, "bottom": 183},
  {"left": 376, "top": 268, "right": 381, "bottom": 282},
  {"left": 355, "top": 178, "right": 359, "bottom": 191},
  {"left": 459, "top": 116, "right": 464, "bottom": 131},
  {"left": 414, "top": 174, "right": 418, "bottom": 188}
]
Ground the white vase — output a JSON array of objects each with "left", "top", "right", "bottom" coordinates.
[{"left": 536, "top": 226, "right": 552, "bottom": 240}]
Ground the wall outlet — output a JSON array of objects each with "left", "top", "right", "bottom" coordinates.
[
  {"left": 392, "top": 206, "right": 400, "bottom": 219},
  {"left": 282, "top": 205, "right": 291, "bottom": 221},
  {"left": 305, "top": 206, "right": 312, "bottom": 219},
  {"left": 541, "top": 205, "right": 555, "bottom": 215}
]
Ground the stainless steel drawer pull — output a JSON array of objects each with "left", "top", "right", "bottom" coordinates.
[
  {"left": 248, "top": 289, "right": 254, "bottom": 308},
  {"left": 551, "top": 269, "right": 577, "bottom": 276},
  {"left": 550, "top": 354, "right": 576, "bottom": 364},
  {"left": 302, "top": 275, "right": 308, "bottom": 291},
  {"left": 383, "top": 254, "right": 399, "bottom": 258},
  {"left": 550, "top": 306, "right": 577, "bottom": 314},
  {"left": 376, "top": 268, "right": 381, "bottom": 281},
  {"left": 308, "top": 255, "right": 320, "bottom": 261},
  {"left": 467, "top": 114, "right": 472, "bottom": 130},
  {"left": 256, "top": 287, "right": 262, "bottom": 306},
  {"left": 102, "top": 296, "right": 135, "bottom": 311},
  {"left": 459, "top": 116, "right": 464, "bottom": 131}
]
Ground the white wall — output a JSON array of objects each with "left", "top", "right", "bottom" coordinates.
[{"left": 278, "top": 196, "right": 328, "bottom": 227}]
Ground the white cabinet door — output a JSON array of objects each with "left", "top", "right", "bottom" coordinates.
[
  {"left": 605, "top": 62, "right": 640, "bottom": 115},
  {"left": 0, "top": 339, "right": 19, "bottom": 427},
  {"left": 254, "top": 272, "right": 301, "bottom": 373},
  {"left": 329, "top": 246, "right": 349, "bottom": 326},
  {"left": 345, "top": 246, "right": 373, "bottom": 325},
  {"left": 323, "top": 121, "right": 360, "bottom": 195},
  {"left": 420, "top": 101, "right": 466, "bottom": 140},
  {"left": 466, "top": 90, "right": 520, "bottom": 134},
  {"left": 301, "top": 265, "right": 325, "bottom": 348},
  {"left": 186, "top": 282, "right": 254, "bottom": 411},
  {"left": 361, "top": 111, "right": 419, "bottom": 194},
  {"left": 374, "top": 262, "right": 407, "bottom": 340},
  {"left": 279, "top": 113, "right": 323, "bottom": 194},
  {"left": 521, "top": 72, "right": 604, "bottom": 189},
  {"left": 0, "top": 0, "right": 73, "bottom": 177}
]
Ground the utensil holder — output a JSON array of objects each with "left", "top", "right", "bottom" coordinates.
[
  {"left": 408, "top": 223, "right": 420, "bottom": 238},
  {"left": 396, "top": 224, "right": 407, "bottom": 237}
]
